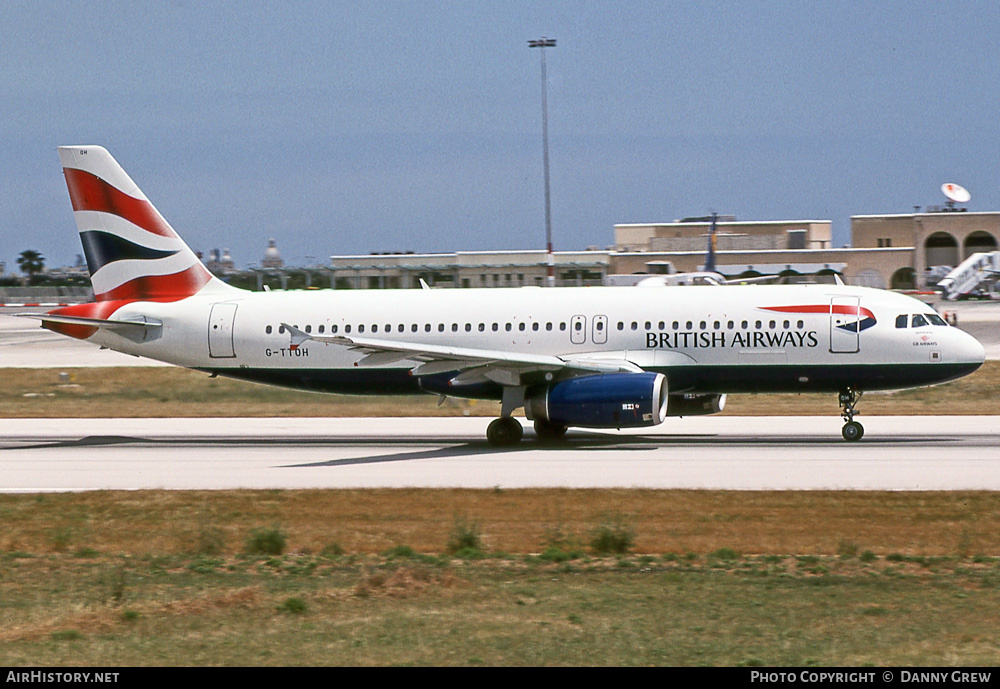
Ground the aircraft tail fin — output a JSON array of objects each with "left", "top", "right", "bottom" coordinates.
[{"left": 58, "top": 146, "right": 234, "bottom": 302}]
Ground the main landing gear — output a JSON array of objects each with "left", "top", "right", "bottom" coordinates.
[
  {"left": 486, "top": 386, "right": 529, "bottom": 448},
  {"left": 486, "top": 417, "right": 523, "bottom": 447},
  {"left": 839, "top": 387, "right": 864, "bottom": 442},
  {"left": 485, "top": 417, "right": 569, "bottom": 447},
  {"left": 533, "top": 419, "right": 568, "bottom": 442}
]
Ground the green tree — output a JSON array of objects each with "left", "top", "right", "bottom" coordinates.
[{"left": 16, "top": 249, "right": 45, "bottom": 283}]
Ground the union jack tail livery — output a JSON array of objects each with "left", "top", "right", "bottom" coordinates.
[{"left": 58, "top": 146, "right": 231, "bottom": 302}]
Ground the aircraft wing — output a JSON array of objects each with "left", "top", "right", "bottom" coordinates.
[{"left": 280, "top": 323, "right": 642, "bottom": 385}]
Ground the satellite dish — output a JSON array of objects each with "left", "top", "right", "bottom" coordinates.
[{"left": 942, "top": 183, "right": 971, "bottom": 204}]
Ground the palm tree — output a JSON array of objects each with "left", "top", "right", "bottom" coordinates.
[{"left": 16, "top": 249, "right": 45, "bottom": 283}]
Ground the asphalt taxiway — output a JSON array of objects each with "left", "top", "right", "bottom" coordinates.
[{"left": 2, "top": 416, "right": 999, "bottom": 492}]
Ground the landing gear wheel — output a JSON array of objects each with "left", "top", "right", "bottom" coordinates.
[
  {"left": 533, "top": 419, "right": 568, "bottom": 442},
  {"left": 838, "top": 387, "right": 864, "bottom": 442},
  {"left": 842, "top": 421, "right": 864, "bottom": 442},
  {"left": 487, "top": 417, "right": 523, "bottom": 447}
]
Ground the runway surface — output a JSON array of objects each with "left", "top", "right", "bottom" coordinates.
[{"left": 2, "top": 416, "right": 998, "bottom": 492}]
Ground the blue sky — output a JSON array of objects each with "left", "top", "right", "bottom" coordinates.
[{"left": 3, "top": 1, "right": 999, "bottom": 271}]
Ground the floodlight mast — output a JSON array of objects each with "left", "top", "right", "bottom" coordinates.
[{"left": 529, "top": 37, "right": 556, "bottom": 286}]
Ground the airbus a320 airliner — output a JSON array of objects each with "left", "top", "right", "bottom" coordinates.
[{"left": 22, "top": 146, "right": 986, "bottom": 445}]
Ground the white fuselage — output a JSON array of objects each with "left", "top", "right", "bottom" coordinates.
[{"left": 80, "top": 283, "right": 985, "bottom": 397}]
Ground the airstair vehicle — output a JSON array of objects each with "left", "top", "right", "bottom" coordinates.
[{"left": 937, "top": 251, "right": 1000, "bottom": 301}]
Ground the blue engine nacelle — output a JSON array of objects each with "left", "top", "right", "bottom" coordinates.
[{"left": 525, "top": 372, "right": 669, "bottom": 429}]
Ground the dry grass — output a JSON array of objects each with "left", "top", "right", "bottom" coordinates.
[
  {"left": 4, "top": 489, "right": 999, "bottom": 558},
  {"left": 2, "top": 360, "right": 998, "bottom": 418},
  {"left": 3, "top": 490, "right": 1000, "bottom": 665}
]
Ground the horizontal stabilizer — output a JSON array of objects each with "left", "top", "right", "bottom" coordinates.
[{"left": 17, "top": 312, "right": 162, "bottom": 332}]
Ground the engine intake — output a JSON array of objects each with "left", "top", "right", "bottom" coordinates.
[{"left": 525, "top": 372, "right": 669, "bottom": 429}]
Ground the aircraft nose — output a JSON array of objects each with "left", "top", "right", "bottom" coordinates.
[{"left": 955, "top": 329, "right": 986, "bottom": 367}]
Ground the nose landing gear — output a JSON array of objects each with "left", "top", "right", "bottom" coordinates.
[{"left": 838, "top": 387, "right": 864, "bottom": 441}]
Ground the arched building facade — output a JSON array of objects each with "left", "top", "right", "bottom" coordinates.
[{"left": 851, "top": 212, "right": 1000, "bottom": 288}]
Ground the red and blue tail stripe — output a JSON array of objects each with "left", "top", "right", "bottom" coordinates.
[{"left": 761, "top": 303, "right": 878, "bottom": 332}]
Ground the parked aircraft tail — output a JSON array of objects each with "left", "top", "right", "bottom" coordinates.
[
  {"left": 57, "top": 146, "right": 233, "bottom": 302},
  {"left": 704, "top": 211, "right": 717, "bottom": 273}
]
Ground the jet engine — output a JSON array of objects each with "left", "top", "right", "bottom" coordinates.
[{"left": 525, "top": 372, "right": 669, "bottom": 429}]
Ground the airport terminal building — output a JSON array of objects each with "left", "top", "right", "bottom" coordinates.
[{"left": 326, "top": 209, "right": 1000, "bottom": 291}]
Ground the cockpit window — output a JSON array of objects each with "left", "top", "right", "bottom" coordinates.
[{"left": 898, "top": 313, "right": 949, "bottom": 329}]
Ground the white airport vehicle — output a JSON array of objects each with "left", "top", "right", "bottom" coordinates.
[
  {"left": 937, "top": 252, "right": 1000, "bottom": 301},
  {"left": 20, "top": 146, "right": 986, "bottom": 444}
]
